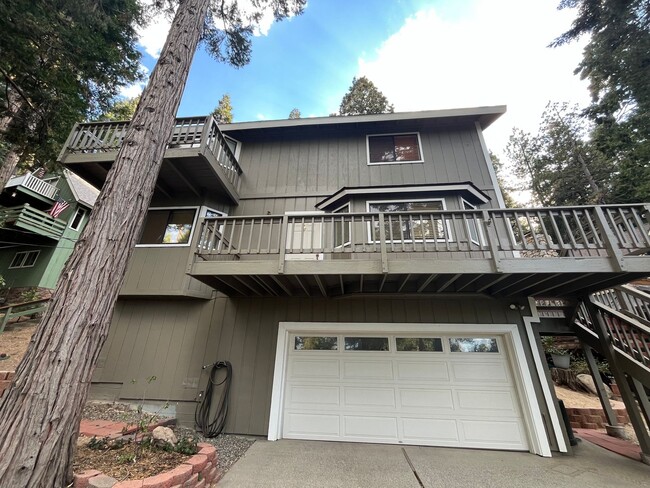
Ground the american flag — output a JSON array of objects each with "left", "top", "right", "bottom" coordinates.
[
  {"left": 31, "top": 167, "right": 46, "bottom": 179},
  {"left": 48, "top": 198, "right": 69, "bottom": 218}
]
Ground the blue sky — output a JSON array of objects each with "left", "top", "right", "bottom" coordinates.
[{"left": 130, "top": 0, "right": 590, "bottom": 159}]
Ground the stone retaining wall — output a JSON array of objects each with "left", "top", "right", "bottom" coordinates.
[
  {"left": 74, "top": 443, "right": 218, "bottom": 488},
  {"left": 566, "top": 407, "right": 629, "bottom": 429},
  {"left": 0, "top": 371, "right": 14, "bottom": 398}
]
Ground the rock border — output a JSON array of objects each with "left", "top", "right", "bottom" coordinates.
[{"left": 74, "top": 443, "right": 218, "bottom": 488}]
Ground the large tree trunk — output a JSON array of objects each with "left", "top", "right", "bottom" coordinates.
[
  {"left": 0, "top": 147, "right": 21, "bottom": 191},
  {"left": 0, "top": 1, "right": 210, "bottom": 486}
]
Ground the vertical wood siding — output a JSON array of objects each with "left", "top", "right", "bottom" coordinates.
[{"left": 92, "top": 296, "right": 553, "bottom": 447}]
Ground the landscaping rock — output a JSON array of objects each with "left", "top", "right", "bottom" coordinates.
[
  {"left": 89, "top": 474, "right": 118, "bottom": 488},
  {"left": 152, "top": 426, "right": 177, "bottom": 446},
  {"left": 577, "top": 374, "right": 613, "bottom": 398}
]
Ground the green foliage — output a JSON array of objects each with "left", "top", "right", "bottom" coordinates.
[
  {"left": 87, "top": 436, "right": 110, "bottom": 451},
  {"left": 174, "top": 435, "right": 199, "bottom": 455},
  {"left": 489, "top": 151, "right": 518, "bottom": 207},
  {"left": 211, "top": 94, "right": 233, "bottom": 124},
  {"left": 0, "top": 0, "right": 145, "bottom": 166},
  {"left": 97, "top": 96, "right": 140, "bottom": 122},
  {"left": 288, "top": 108, "right": 301, "bottom": 119},
  {"left": 505, "top": 103, "right": 613, "bottom": 206},
  {"left": 552, "top": 0, "right": 650, "bottom": 203},
  {"left": 542, "top": 336, "right": 569, "bottom": 356},
  {"left": 339, "top": 76, "right": 394, "bottom": 116},
  {"left": 19, "top": 287, "right": 39, "bottom": 303}
]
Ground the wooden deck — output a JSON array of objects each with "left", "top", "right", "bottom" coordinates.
[
  {"left": 189, "top": 204, "right": 650, "bottom": 298},
  {"left": 57, "top": 116, "right": 242, "bottom": 203},
  {"left": 0, "top": 204, "right": 67, "bottom": 240}
]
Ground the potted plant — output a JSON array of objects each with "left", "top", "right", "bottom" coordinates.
[{"left": 542, "top": 336, "right": 571, "bottom": 369}]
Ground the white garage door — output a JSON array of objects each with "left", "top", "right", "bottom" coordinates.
[{"left": 281, "top": 333, "right": 529, "bottom": 451}]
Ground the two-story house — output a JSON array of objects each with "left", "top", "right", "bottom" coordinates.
[
  {"left": 0, "top": 170, "right": 98, "bottom": 292},
  {"left": 57, "top": 107, "right": 650, "bottom": 460}
]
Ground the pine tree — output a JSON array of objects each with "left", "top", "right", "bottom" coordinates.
[
  {"left": 211, "top": 94, "right": 233, "bottom": 123},
  {"left": 339, "top": 76, "right": 394, "bottom": 115},
  {"left": 289, "top": 108, "right": 301, "bottom": 119}
]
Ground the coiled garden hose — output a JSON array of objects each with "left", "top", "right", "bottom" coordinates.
[{"left": 195, "top": 360, "right": 232, "bottom": 438}]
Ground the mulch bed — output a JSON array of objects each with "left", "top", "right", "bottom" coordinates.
[{"left": 73, "top": 440, "right": 191, "bottom": 481}]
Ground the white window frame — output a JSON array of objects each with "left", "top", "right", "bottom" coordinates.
[
  {"left": 9, "top": 250, "right": 40, "bottom": 269},
  {"left": 135, "top": 206, "right": 200, "bottom": 248},
  {"left": 332, "top": 203, "right": 351, "bottom": 249},
  {"left": 365, "top": 198, "right": 452, "bottom": 243},
  {"left": 461, "top": 198, "right": 486, "bottom": 246},
  {"left": 223, "top": 135, "right": 242, "bottom": 160},
  {"left": 68, "top": 207, "right": 88, "bottom": 231},
  {"left": 366, "top": 132, "right": 424, "bottom": 165}
]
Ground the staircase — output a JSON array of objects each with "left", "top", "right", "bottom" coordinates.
[{"left": 570, "top": 284, "right": 650, "bottom": 462}]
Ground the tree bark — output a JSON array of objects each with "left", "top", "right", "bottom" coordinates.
[
  {"left": 0, "top": 0, "right": 210, "bottom": 486},
  {"left": 0, "top": 147, "right": 21, "bottom": 192}
]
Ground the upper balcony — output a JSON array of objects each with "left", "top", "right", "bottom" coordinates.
[
  {"left": 0, "top": 204, "right": 67, "bottom": 241},
  {"left": 57, "top": 116, "right": 243, "bottom": 204},
  {"left": 4, "top": 173, "right": 59, "bottom": 203},
  {"left": 188, "top": 204, "right": 650, "bottom": 299}
]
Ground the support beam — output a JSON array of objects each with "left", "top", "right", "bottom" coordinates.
[
  {"left": 455, "top": 274, "right": 482, "bottom": 292},
  {"left": 581, "top": 298, "right": 650, "bottom": 463},
  {"left": 378, "top": 274, "right": 388, "bottom": 293},
  {"left": 163, "top": 159, "right": 200, "bottom": 197},
  {"left": 397, "top": 274, "right": 411, "bottom": 293},
  {"left": 476, "top": 274, "right": 511, "bottom": 293},
  {"left": 339, "top": 275, "right": 345, "bottom": 295},
  {"left": 583, "top": 345, "right": 618, "bottom": 426},
  {"left": 232, "top": 275, "right": 264, "bottom": 296},
  {"left": 293, "top": 275, "right": 310, "bottom": 296},
  {"left": 629, "top": 377, "right": 650, "bottom": 430},
  {"left": 250, "top": 275, "right": 279, "bottom": 296},
  {"left": 417, "top": 274, "right": 438, "bottom": 293},
  {"left": 516, "top": 273, "right": 563, "bottom": 296},
  {"left": 437, "top": 274, "right": 461, "bottom": 293},
  {"left": 314, "top": 275, "right": 328, "bottom": 297},
  {"left": 270, "top": 275, "right": 294, "bottom": 296}
]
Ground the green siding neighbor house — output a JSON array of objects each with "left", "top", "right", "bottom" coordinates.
[
  {"left": 0, "top": 170, "right": 98, "bottom": 290},
  {"left": 57, "top": 108, "right": 650, "bottom": 461}
]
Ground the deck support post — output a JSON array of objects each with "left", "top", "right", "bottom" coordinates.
[
  {"left": 278, "top": 214, "right": 289, "bottom": 274},
  {"left": 378, "top": 213, "right": 388, "bottom": 273},
  {"left": 582, "top": 345, "right": 618, "bottom": 426},
  {"left": 593, "top": 206, "right": 626, "bottom": 272},
  {"left": 581, "top": 297, "right": 650, "bottom": 463},
  {"left": 482, "top": 211, "right": 502, "bottom": 272}
]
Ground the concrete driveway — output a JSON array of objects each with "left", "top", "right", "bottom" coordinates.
[{"left": 218, "top": 439, "right": 650, "bottom": 488}]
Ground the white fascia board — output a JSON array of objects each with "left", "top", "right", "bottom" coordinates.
[
  {"left": 221, "top": 106, "right": 507, "bottom": 132},
  {"left": 316, "top": 184, "right": 490, "bottom": 209}
]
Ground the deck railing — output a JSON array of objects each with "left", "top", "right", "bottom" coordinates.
[
  {"left": 6, "top": 173, "right": 59, "bottom": 200},
  {"left": 195, "top": 204, "right": 650, "bottom": 266},
  {"left": 60, "top": 116, "right": 243, "bottom": 190},
  {"left": 0, "top": 204, "right": 67, "bottom": 240}
]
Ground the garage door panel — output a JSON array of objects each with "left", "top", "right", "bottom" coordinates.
[
  {"left": 289, "top": 359, "right": 340, "bottom": 379},
  {"left": 282, "top": 331, "right": 529, "bottom": 452},
  {"left": 289, "top": 385, "right": 340, "bottom": 407},
  {"left": 342, "top": 360, "right": 393, "bottom": 380},
  {"left": 402, "top": 417, "right": 459, "bottom": 443},
  {"left": 450, "top": 361, "right": 509, "bottom": 382},
  {"left": 396, "top": 361, "right": 449, "bottom": 381},
  {"left": 459, "top": 419, "right": 526, "bottom": 447},
  {"left": 343, "top": 415, "right": 398, "bottom": 439},
  {"left": 285, "top": 412, "right": 340, "bottom": 437},
  {"left": 399, "top": 388, "right": 454, "bottom": 410},
  {"left": 456, "top": 389, "right": 518, "bottom": 413},
  {"left": 344, "top": 387, "right": 395, "bottom": 408}
]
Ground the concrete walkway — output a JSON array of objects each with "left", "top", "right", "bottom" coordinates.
[{"left": 218, "top": 440, "right": 650, "bottom": 488}]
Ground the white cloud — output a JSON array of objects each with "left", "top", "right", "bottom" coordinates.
[
  {"left": 118, "top": 64, "right": 150, "bottom": 99},
  {"left": 357, "top": 1, "right": 590, "bottom": 159},
  {"left": 256, "top": 113, "right": 267, "bottom": 120}
]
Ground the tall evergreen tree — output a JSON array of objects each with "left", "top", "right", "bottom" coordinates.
[
  {"left": 552, "top": 0, "right": 650, "bottom": 202},
  {"left": 339, "top": 76, "right": 394, "bottom": 115},
  {"left": 0, "top": 1, "right": 305, "bottom": 486},
  {"left": 505, "top": 103, "right": 613, "bottom": 206},
  {"left": 211, "top": 93, "right": 234, "bottom": 123},
  {"left": 289, "top": 108, "right": 301, "bottom": 119},
  {"left": 0, "top": 0, "right": 145, "bottom": 190},
  {"left": 97, "top": 95, "right": 142, "bottom": 122}
]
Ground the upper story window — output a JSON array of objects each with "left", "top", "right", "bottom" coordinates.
[
  {"left": 367, "top": 133, "right": 423, "bottom": 165},
  {"left": 10, "top": 250, "right": 40, "bottom": 269},
  {"left": 138, "top": 208, "right": 197, "bottom": 246},
  {"left": 68, "top": 207, "right": 87, "bottom": 231}
]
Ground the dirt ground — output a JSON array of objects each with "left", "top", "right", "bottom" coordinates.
[
  {"left": 0, "top": 319, "right": 37, "bottom": 370},
  {"left": 554, "top": 385, "right": 625, "bottom": 409}
]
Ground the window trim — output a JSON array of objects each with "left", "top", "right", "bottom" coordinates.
[
  {"left": 461, "top": 198, "right": 485, "bottom": 246},
  {"left": 68, "top": 207, "right": 88, "bottom": 231},
  {"left": 366, "top": 132, "right": 424, "bottom": 165},
  {"left": 135, "top": 206, "right": 200, "bottom": 248},
  {"left": 9, "top": 250, "right": 40, "bottom": 269},
  {"left": 223, "top": 134, "right": 242, "bottom": 160},
  {"left": 365, "top": 198, "right": 452, "bottom": 243}
]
